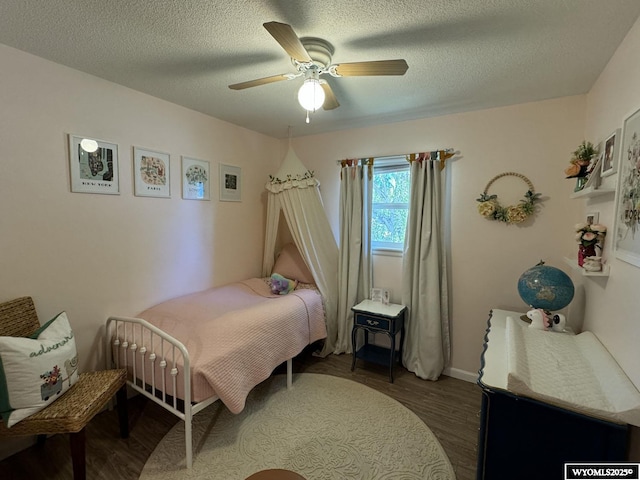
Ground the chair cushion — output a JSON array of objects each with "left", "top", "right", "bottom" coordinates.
[
  {"left": 0, "top": 312, "right": 79, "bottom": 427},
  {"left": 0, "top": 369, "right": 126, "bottom": 436}
]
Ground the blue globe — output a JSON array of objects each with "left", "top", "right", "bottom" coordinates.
[{"left": 517, "top": 262, "right": 575, "bottom": 311}]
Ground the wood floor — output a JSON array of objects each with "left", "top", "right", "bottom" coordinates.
[{"left": 0, "top": 351, "right": 481, "bottom": 479}]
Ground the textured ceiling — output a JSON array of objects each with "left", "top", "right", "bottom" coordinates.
[{"left": 1, "top": 0, "right": 640, "bottom": 139}]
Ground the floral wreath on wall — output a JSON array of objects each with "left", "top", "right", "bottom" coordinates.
[{"left": 476, "top": 172, "right": 541, "bottom": 224}]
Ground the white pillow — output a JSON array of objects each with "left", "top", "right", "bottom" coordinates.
[{"left": 0, "top": 312, "right": 79, "bottom": 427}]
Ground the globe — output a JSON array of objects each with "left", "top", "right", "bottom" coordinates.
[{"left": 517, "top": 262, "right": 575, "bottom": 311}]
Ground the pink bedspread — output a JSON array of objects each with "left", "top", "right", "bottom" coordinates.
[{"left": 131, "top": 278, "right": 326, "bottom": 413}]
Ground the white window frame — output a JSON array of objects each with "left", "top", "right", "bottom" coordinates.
[{"left": 372, "top": 158, "right": 409, "bottom": 255}]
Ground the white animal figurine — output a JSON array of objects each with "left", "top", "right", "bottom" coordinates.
[
  {"left": 526, "top": 308, "right": 550, "bottom": 330},
  {"left": 551, "top": 313, "right": 567, "bottom": 332}
]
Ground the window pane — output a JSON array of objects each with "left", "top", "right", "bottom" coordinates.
[
  {"left": 372, "top": 170, "right": 410, "bottom": 204},
  {"left": 372, "top": 208, "right": 408, "bottom": 246}
]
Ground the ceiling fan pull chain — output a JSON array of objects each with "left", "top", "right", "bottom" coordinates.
[{"left": 305, "top": 110, "right": 310, "bottom": 124}]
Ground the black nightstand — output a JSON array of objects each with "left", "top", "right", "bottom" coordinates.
[{"left": 350, "top": 300, "right": 407, "bottom": 383}]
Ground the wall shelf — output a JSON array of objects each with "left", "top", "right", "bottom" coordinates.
[
  {"left": 569, "top": 186, "right": 615, "bottom": 199},
  {"left": 563, "top": 257, "right": 610, "bottom": 277}
]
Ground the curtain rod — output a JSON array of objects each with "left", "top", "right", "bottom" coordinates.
[{"left": 335, "top": 148, "right": 455, "bottom": 164}]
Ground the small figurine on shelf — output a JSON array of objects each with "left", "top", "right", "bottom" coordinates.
[
  {"left": 583, "top": 256, "right": 603, "bottom": 272},
  {"left": 575, "top": 223, "right": 606, "bottom": 267}
]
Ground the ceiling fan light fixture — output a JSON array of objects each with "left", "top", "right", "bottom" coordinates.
[{"left": 297, "top": 70, "right": 325, "bottom": 112}]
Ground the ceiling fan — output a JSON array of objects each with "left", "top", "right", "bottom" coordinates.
[{"left": 228, "top": 21, "right": 409, "bottom": 121}]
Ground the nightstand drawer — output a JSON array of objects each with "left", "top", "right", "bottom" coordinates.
[{"left": 354, "top": 313, "right": 390, "bottom": 331}]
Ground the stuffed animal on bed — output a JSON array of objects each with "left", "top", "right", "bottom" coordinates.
[{"left": 270, "top": 273, "right": 298, "bottom": 295}]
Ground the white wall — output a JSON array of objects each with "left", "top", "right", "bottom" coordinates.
[
  {"left": 581, "top": 16, "right": 640, "bottom": 388},
  {"left": 292, "top": 95, "right": 586, "bottom": 379},
  {"left": 0, "top": 44, "right": 280, "bottom": 378}
]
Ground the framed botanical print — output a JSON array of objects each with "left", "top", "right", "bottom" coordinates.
[
  {"left": 68, "top": 135, "right": 119, "bottom": 194},
  {"left": 613, "top": 108, "right": 640, "bottom": 267},
  {"left": 181, "top": 157, "right": 210, "bottom": 200},
  {"left": 133, "top": 147, "right": 170, "bottom": 198}
]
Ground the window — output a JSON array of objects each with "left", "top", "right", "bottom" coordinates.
[{"left": 372, "top": 159, "right": 410, "bottom": 252}]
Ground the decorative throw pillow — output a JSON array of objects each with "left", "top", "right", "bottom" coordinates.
[
  {"left": 0, "top": 312, "right": 79, "bottom": 427},
  {"left": 270, "top": 273, "right": 298, "bottom": 295},
  {"left": 272, "top": 243, "right": 315, "bottom": 284}
]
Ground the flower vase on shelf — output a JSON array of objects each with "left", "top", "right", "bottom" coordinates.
[{"left": 578, "top": 244, "right": 596, "bottom": 267}]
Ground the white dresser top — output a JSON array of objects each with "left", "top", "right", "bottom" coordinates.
[
  {"left": 480, "top": 308, "right": 640, "bottom": 426},
  {"left": 352, "top": 300, "right": 405, "bottom": 318}
]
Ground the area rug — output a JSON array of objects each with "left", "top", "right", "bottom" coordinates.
[{"left": 139, "top": 373, "right": 455, "bottom": 480}]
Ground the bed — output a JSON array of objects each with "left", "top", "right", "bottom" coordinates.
[{"left": 105, "top": 273, "right": 326, "bottom": 469}]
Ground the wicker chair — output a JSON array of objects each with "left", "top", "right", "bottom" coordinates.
[{"left": 0, "top": 296, "right": 128, "bottom": 480}]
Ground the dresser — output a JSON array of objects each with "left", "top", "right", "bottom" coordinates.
[
  {"left": 350, "top": 300, "right": 406, "bottom": 383},
  {"left": 476, "top": 309, "right": 638, "bottom": 480}
]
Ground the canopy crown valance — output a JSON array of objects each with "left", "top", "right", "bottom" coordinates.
[{"left": 266, "top": 147, "right": 319, "bottom": 193}]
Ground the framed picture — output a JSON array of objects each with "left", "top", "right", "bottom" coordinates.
[
  {"left": 133, "top": 147, "right": 170, "bottom": 198},
  {"left": 582, "top": 146, "right": 602, "bottom": 190},
  {"left": 219, "top": 163, "right": 242, "bottom": 202},
  {"left": 613, "top": 108, "right": 640, "bottom": 267},
  {"left": 68, "top": 135, "right": 119, "bottom": 194},
  {"left": 181, "top": 157, "right": 210, "bottom": 200},
  {"left": 601, "top": 128, "right": 621, "bottom": 178},
  {"left": 585, "top": 212, "right": 599, "bottom": 226}
]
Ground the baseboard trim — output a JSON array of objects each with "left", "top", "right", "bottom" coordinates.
[{"left": 443, "top": 366, "right": 477, "bottom": 383}]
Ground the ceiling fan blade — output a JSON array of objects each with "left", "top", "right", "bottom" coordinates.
[
  {"left": 228, "top": 74, "right": 292, "bottom": 90},
  {"left": 321, "top": 82, "right": 340, "bottom": 110},
  {"left": 263, "top": 21, "right": 312, "bottom": 63},
  {"left": 333, "top": 59, "right": 409, "bottom": 77}
]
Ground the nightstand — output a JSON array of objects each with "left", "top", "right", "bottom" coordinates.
[{"left": 350, "top": 300, "right": 406, "bottom": 383}]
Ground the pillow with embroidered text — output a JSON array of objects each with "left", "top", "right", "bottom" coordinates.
[{"left": 0, "top": 312, "right": 79, "bottom": 427}]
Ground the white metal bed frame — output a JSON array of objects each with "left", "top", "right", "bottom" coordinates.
[{"left": 105, "top": 315, "right": 293, "bottom": 469}]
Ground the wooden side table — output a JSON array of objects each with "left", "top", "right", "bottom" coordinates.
[{"left": 350, "top": 300, "right": 406, "bottom": 383}]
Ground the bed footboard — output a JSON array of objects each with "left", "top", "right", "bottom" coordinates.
[
  {"left": 106, "top": 315, "right": 202, "bottom": 468},
  {"left": 105, "top": 315, "right": 295, "bottom": 469}
]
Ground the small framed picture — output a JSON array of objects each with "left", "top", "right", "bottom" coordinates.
[
  {"left": 181, "top": 157, "right": 210, "bottom": 200},
  {"left": 601, "top": 129, "right": 620, "bottom": 177},
  {"left": 68, "top": 134, "right": 119, "bottom": 194},
  {"left": 370, "top": 288, "right": 383, "bottom": 303},
  {"left": 219, "top": 163, "right": 242, "bottom": 202},
  {"left": 585, "top": 212, "right": 599, "bottom": 225},
  {"left": 133, "top": 147, "right": 170, "bottom": 198}
]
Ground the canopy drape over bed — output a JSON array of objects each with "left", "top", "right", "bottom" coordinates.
[{"left": 263, "top": 147, "right": 339, "bottom": 356}]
